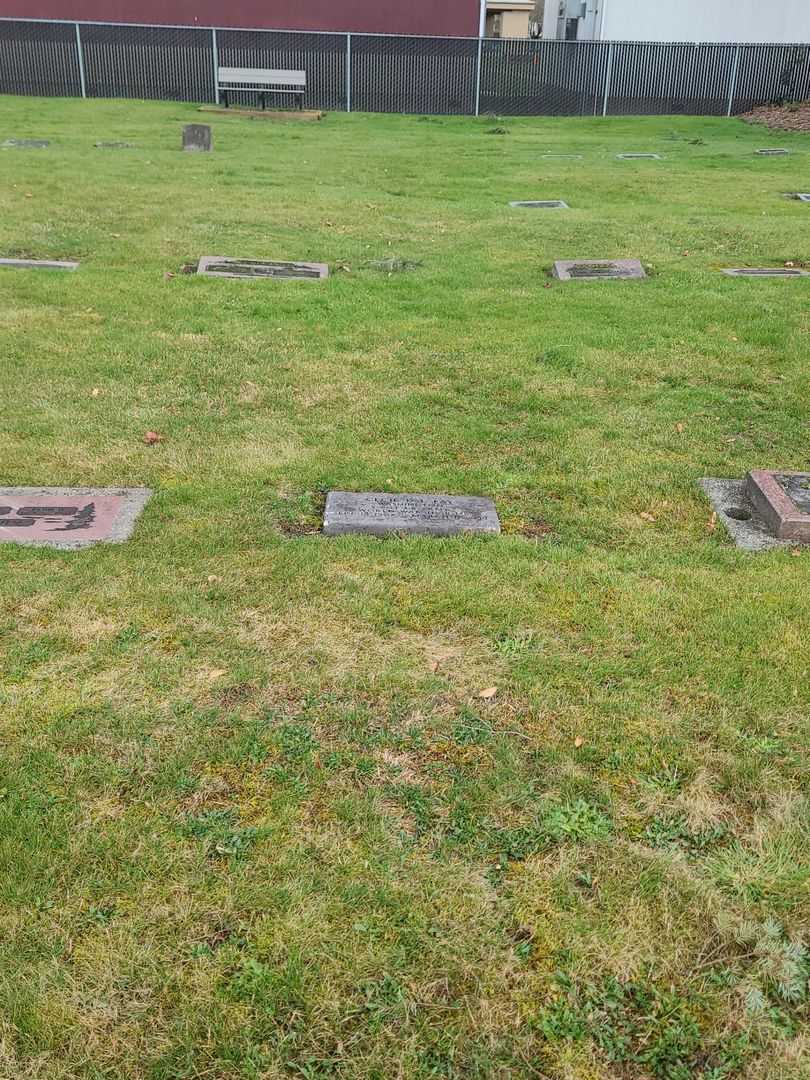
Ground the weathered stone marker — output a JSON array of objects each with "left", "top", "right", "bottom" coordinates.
[
  {"left": 197, "top": 256, "right": 328, "bottom": 280},
  {"left": 794, "top": 193, "right": 810, "bottom": 202},
  {"left": 542, "top": 154, "right": 583, "bottom": 159},
  {"left": 95, "top": 141, "right": 134, "bottom": 149},
  {"left": 700, "top": 471, "right": 810, "bottom": 551},
  {"left": 746, "top": 471, "right": 810, "bottom": 542},
  {"left": 721, "top": 267, "right": 808, "bottom": 277},
  {"left": 2, "top": 138, "right": 49, "bottom": 149},
  {"left": 0, "top": 488, "right": 152, "bottom": 549},
  {"left": 757, "top": 148, "right": 789, "bottom": 155},
  {"left": 323, "top": 492, "right": 501, "bottom": 537},
  {"left": 182, "top": 124, "right": 212, "bottom": 152},
  {"left": 510, "top": 199, "right": 569, "bottom": 209},
  {"left": 0, "top": 258, "right": 78, "bottom": 272},
  {"left": 617, "top": 153, "right": 662, "bottom": 160},
  {"left": 553, "top": 259, "right": 646, "bottom": 281}
]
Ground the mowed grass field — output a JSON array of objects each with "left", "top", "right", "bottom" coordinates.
[{"left": 1, "top": 95, "right": 809, "bottom": 1080}]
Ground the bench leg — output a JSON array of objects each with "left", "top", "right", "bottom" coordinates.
[
  {"left": 262, "top": 92, "right": 266, "bottom": 110},
  {"left": 223, "top": 90, "right": 229, "bottom": 108}
]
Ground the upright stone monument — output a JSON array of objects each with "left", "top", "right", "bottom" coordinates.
[{"left": 182, "top": 124, "right": 212, "bottom": 152}]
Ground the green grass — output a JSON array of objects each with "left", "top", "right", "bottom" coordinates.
[{"left": 0, "top": 95, "right": 809, "bottom": 1080}]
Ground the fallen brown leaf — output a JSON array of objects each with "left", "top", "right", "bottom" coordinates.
[
  {"left": 478, "top": 687, "right": 498, "bottom": 700},
  {"left": 143, "top": 431, "right": 163, "bottom": 445},
  {"left": 707, "top": 512, "right": 718, "bottom": 532},
  {"left": 640, "top": 512, "right": 656, "bottom": 523},
  {"left": 574, "top": 736, "right": 585, "bottom": 748}
]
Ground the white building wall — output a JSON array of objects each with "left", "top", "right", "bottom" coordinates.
[{"left": 598, "top": 0, "right": 810, "bottom": 43}]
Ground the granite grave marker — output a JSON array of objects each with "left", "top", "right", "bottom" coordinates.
[
  {"left": 197, "top": 256, "right": 328, "bottom": 280},
  {"left": 721, "top": 267, "right": 808, "bottom": 277},
  {"left": 0, "top": 488, "right": 152, "bottom": 549},
  {"left": 700, "top": 471, "right": 810, "bottom": 551},
  {"left": 2, "top": 139, "right": 49, "bottom": 149},
  {"left": 510, "top": 199, "right": 569, "bottom": 209},
  {"left": 0, "top": 258, "right": 78, "bottom": 272},
  {"left": 182, "top": 124, "right": 212, "bottom": 152},
  {"left": 323, "top": 492, "right": 501, "bottom": 538},
  {"left": 553, "top": 259, "right": 646, "bottom": 281}
]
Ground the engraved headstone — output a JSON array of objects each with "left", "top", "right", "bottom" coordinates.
[
  {"left": 700, "top": 471, "right": 810, "bottom": 551},
  {"left": 0, "top": 258, "right": 78, "bottom": 272},
  {"left": 182, "top": 124, "right": 212, "bottom": 152},
  {"left": 2, "top": 138, "right": 49, "bottom": 149},
  {"left": 553, "top": 259, "right": 646, "bottom": 281},
  {"left": 510, "top": 200, "right": 569, "bottom": 209},
  {"left": 721, "top": 267, "right": 808, "bottom": 277},
  {"left": 0, "top": 488, "right": 151, "bottom": 548},
  {"left": 197, "top": 256, "right": 328, "bottom": 280},
  {"left": 323, "top": 492, "right": 500, "bottom": 537}
]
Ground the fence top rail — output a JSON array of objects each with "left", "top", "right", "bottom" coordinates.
[{"left": 0, "top": 17, "right": 808, "bottom": 47}]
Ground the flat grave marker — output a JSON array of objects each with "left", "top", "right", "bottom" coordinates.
[
  {"left": 701, "top": 471, "right": 810, "bottom": 551},
  {"left": 617, "top": 153, "right": 662, "bottom": 160},
  {"left": 182, "top": 124, "right": 212, "bottom": 152},
  {"left": 757, "top": 148, "right": 790, "bottom": 155},
  {"left": 2, "top": 138, "right": 49, "bottom": 149},
  {"left": 542, "top": 154, "right": 584, "bottom": 160},
  {"left": 95, "top": 141, "right": 134, "bottom": 149},
  {"left": 721, "top": 267, "right": 808, "bottom": 277},
  {"left": 510, "top": 199, "right": 569, "bottom": 209},
  {"left": 197, "top": 256, "right": 328, "bottom": 280},
  {"left": 0, "top": 258, "right": 78, "bottom": 272},
  {"left": 0, "top": 488, "right": 152, "bottom": 549},
  {"left": 553, "top": 259, "right": 646, "bottom": 281},
  {"left": 789, "top": 193, "right": 810, "bottom": 202},
  {"left": 323, "top": 492, "right": 501, "bottom": 538}
]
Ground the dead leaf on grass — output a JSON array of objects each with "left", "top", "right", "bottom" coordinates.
[
  {"left": 143, "top": 431, "right": 163, "bottom": 445},
  {"left": 478, "top": 687, "right": 498, "bottom": 700}
]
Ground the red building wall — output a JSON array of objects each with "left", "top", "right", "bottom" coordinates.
[{"left": 0, "top": 0, "right": 481, "bottom": 36}]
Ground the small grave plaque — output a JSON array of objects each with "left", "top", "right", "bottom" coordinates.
[
  {"left": 182, "top": 124, "right": 212, "bottom": 152},
  {"left": 0, "top": 488, "right": 151, "bottom": 549},
  {"left": 510, "top": 199, "right": 569, "bottom": 209},
  {"left": 2, "top": 138, "right": 49, "bottom": 149},
  {"left": 789, "top": 193, "right": 810, "bottom": 202},
  {"left": 553, "top": 259, "right": 646, "bottom": 281},
  {"left": 323, "top": 492, "right": 500, "bottom": 538},
  {"left": 197, "top": 256, "right": 328, "bottom": 280},
  {"left": 617, "top": 153, "right": 662, "bottom": 160},
  {"left": 542, "top": 154, "right": 583, "bottom": 159},
  {"left": 0, "top": 258, "right": 78, "bottom": 272},
  {"left": 745, "top": 471, "right": 810, "bottom": 542},
  {"left": 757, "top": 148, "right": 789, "bottom": 155},
  {"left": 721, "top": 267, "right": 808, "bottom": 277},
  {"left": 700, "top": 472, "right": 810, "bottom": 551},
  {"left": 95, "top": 141, "right": 134, "bottom": 149}
]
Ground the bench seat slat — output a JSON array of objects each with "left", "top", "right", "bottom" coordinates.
[{"left": 218, "top": 67, "right": 306, "bottom": 87}]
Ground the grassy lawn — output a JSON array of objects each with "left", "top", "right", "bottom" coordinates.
[{"left": 1, "top": 95, "right": 809, "bottom": 1080}]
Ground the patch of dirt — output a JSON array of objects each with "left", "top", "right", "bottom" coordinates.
[
  {"left": 741, "top": 102, "right": 810, "bottom": 133},
  {"left": 277, "top": 520, "right": 321, "bottom": 537}
]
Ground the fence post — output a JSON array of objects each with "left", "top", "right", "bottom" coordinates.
[
  {"left": 474, "top": 36, "right": 483, "bottom": 116},
  {"left": 75, "top": 23, "right": 86, "bottom": 99},
  {"left": 726, "top": 44, "right": 741, "bottom": 116},
  {"left": 601, "top": 41, "right": 613, "bottom": 117},
  {"left": 346, "top": 33, "right": 351, "bottom": 112},
  {"left": 212, "top": 28, "right": 219, "bottom": 105}
]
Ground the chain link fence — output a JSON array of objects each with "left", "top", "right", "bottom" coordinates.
[{"left": 1, "top": 18, "right": 808, "bottom": 118}]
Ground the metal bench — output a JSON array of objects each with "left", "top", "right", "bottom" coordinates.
[{"left": 217, "top": 67, "right": 307, "bottom": 110}]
